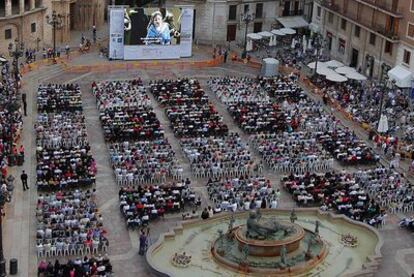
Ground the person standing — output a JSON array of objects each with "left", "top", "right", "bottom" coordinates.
[
  {"left": 92, "top": 25, "right": 97, "bottom": 43},
  {"left": 22, "top": 92, "right": 27, "bottom": 116},
  {"left": 138, "top": 230, "right": 147, "bottom": 255},
  {"left": 20, "top": 170, "right": 29, "bottom": 191},
  {"left": 223, "top": 49, "right": 228, "bottom": 63}
]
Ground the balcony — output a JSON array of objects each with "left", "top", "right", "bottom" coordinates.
[
  {"left": 282, "top": 9, "right": 304, "bottom": 17},
  {"left": 356, "top": 0, "right": 402, "bottom": 18},
  {"left": 320, "top": 0, "right": 400, "bottom": 42}
]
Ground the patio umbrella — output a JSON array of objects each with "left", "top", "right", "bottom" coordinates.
[
  {"left": 346, "top": 71, "right": 367, "bottom": 81},
  {"left": 325, "top": 60, "right": 344, "bottom": 68},
  {"left": 377, "top": 114, "right": 389, "bottom": 133},
  {"left": 317, "top": 66, "right": 336, "bottom": 76},
  {"left": 280, "top": 28, "right": 296, "bottom": 35},
  {"left": 271, "top": 29, "right": 286, "bottom": 36},
  {"left": 307, "top": 61, "right": 326, "bottom": 69},
  {"left": 326, "top": 72, "right": 348, "bottom": 82},
  {"left": 335, "top": 66, "right": 356, "bottom": 75}
]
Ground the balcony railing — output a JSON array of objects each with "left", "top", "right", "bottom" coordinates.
[
  {"left": 282, "top": 9, "right": 304, "bottom": 17},
  {"left": 321, "top": 0, "right": 399, "bottom": 41},
  {"left": 356, "top": 0, "right": 402, "bottom": 17}
]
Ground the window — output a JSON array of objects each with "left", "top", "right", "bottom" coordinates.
[
  {"left": 404, "top": 49, "right": 411, "bottom": 65},
  {"left": 254, "top": 22, "right": 262, "bottom": 33},
  {"left": 317, "top": 6, "right": 321, "bottom": 17},
  {"left": 384, "top": 41, "right": 393, "bottom": 55},
  {"left": 244, "top": 4, "right": 249, "bottom": 13},
  {"left": 31, "top": 23, "right": 36, "bottom": 33},
  {"left": 255, "top": 3, "right": 263, "bottom": 18},
  {"left": 354, "top": 26, "right": 360, "bottom": 37},
  {"left": 411, "top": 0, "right": 414, "bottom": 12},
  {"left": 338, "top": 38, "right": 346, "bottom": 55},
  {"left": 328, "top": 12, "right": 333, "bottom": 23},
  {"left": 341, "top": 19, "right": 346, "bottom": 30},
  {"left": 228, "top": 5, "right": 237, "bottom": 21},
  {"left": 369, "top": 33, "right": 376, "bottom": 45},
  {"left": 407, "top": 23, "right": 414, "bottom": 39},
  {"left": 4, "top": 29, "right": 12, "bottom": 40}
]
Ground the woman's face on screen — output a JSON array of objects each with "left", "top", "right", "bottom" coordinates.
[{"left": 153, "top": 14, "right": 163, "bottom": 28}]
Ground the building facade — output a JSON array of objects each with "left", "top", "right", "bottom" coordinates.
[
  {"left": 190, "top": 0, "right": 313, "bottom": 46},
  {"left": 312, "top": 0, "right": 414, "bottom": 81},
  {"left": 0, "top": 0, "right": 106, "bottom": 56}
]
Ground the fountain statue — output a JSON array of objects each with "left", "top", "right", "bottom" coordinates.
[{"left": 246, "top": 209, "right": 293, "bottom": 240}]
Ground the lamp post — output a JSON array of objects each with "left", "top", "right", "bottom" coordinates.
[
  {"left": 241, "top": 9, "right": 255, "bottom": 59},
  {"left": 46, "top": 11, "right": 63, "bottom": 63},
  {"left": 7, "top": 40, "right": 24, "bottom": 162},
  {"left": 313, "top": 34, "right": 323, "bottom": 76}
]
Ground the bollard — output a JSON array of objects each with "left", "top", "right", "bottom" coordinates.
[{"left": 9, "top": 258, "right": 17, "bottom": 275}]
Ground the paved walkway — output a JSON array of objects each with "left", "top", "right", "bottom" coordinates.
[{"left": 2, "top": 57, "right": 414, "bottom": 276}]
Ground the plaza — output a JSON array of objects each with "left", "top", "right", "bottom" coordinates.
[{"left": 0, "top": 48, "right": 412, "bottom": 276}]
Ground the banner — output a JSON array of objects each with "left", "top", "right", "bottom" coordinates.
[
  {"left": 109, "top": 7, "right": 125, "bottom": 60},
  {"left": 179, "top": 7, "right": 194, "bottom": 58}
]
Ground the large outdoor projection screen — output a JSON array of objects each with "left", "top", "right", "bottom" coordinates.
[{"left": 109, "top": 6, "right": 194, "bottom": 60}]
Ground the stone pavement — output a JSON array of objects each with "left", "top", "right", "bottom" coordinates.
[{"left": 2, "top": 59, "right": 414, "bottom": 277}]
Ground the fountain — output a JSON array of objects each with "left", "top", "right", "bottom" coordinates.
[
  {"left": 211, "top": 209, "right": 327, "bottom": 275},
  {"left": 146, "top": 209, "right": 383, "bottom": 277}
]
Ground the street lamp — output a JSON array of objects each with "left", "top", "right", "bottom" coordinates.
[
  {"left": 241, "top": 9, "right": 255, "bottom": 59},
  {"left": 313, "top": 33, "right": 323, "bottom": 76},
  {"left": 8, "top": 40, "right": 24, "bottom": 89},
  {"left": 46, "top": 11, "right": 63, "bottom": 63}
]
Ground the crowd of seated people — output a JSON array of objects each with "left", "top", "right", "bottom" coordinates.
[
  {"left": 92, "top": 80, "right": 163, "bottom": 142},
  {"left": 150, "top": 79, "right": 228, "bottom": 138},
  {"left": 37, "top": 84, "right": 82, "bottom": 113},
  {"left": 149, "top": 79, "right": 208, "bottom": 106},
  {"left": 181, "top": 133, "right": 255, "bottom": 178},
  {"left": 35, "top": 112, "right": 88, "bottom": 148},
  {"left": 282, "top": 172, "right": 383, "bottom": 224},
  {"left": 38, "top": 255, "right": 112, "bottom": 276},
  {"left": 354, "top": 167, "right": 414, "bottom": 214},
  {"left": 36, "top": 190, "right": 108, "bottom": 258},
  {"left": 92, "top": 80, "right": 181, "bottom": 186},
  {"left": 316, "top": 129, "right": 379, "bottom": 165},
  {"left": 0, "top": 63, "right": 23, "bottom": 171},
  {"left": 119, "top": 180, "right": 201, "bottom": 228},
  {"left": 109, "top": 139, "right": 183, "bottom": 185},
  {"left": 36, "top": 84, "right": 96, "bottom": 190},
  {"left": 207, "top": 176, "right": 280, "bottom": 213},
  {"left": 208, "top": 77, "right": 286, "bottom": 133},
  {"left": 399, "top": 216, "right": 414, "bottom": 231},
  {"left": 251, "top": 132, "right": 333, "bottom": 174},
  {"left": 92, "top": 79, "right": 148, "bottom": 110}
]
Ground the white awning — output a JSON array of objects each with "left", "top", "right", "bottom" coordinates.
[
  {"left": 247, "top": 33, "right": 262, "bottom": 40},
  {"left": 279, "top": 28, "right": 297, "bottom": 35},
  {"left": 335, "top": 66, "right": 356, "bottom": 75},
  {"left": 271, "top": 29, "right": 286, "bottom": 36},
  {"left": 388, "top": 65, "right": 412, "bottom": 88},
  {"left": 346, "top": 71, "right": 367, "bottom": 81},
  {"left": 307, "top": 61, "right": 326, "bottom": 69},
  {"left": 257, "top": 31, "right": 273, "bottom": 38},
  {"left": 325, "top": 60, "right": 344, "bottom": 68},
  {"left": 326, "top": 72, "right": 348, "bottom": 82},
  {"left": 277, "top": 16, "right": 309, "bottom": 29}
]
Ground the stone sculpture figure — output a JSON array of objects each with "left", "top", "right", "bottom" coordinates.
[
  {"left": 290, "top": 209, "right": 297, "bottom": 223},
  {"left": 315, "top": 220, "right": 320, "bottom": 235},
  {"left": 280, "top": 245, "right": 287, "bottom": 265},
  {"left": 246, "top": 209, "right": 293, "bottom": 239}
]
